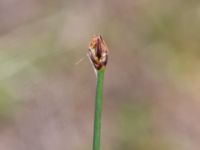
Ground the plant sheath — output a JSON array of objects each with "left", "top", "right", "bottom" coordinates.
[{"left": 93, "top": 69, "right": 105, "bottom": 150}]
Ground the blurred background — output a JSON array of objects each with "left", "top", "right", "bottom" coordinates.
[{"left": 0, "top": 0, "right": 200, "bottom": 150}]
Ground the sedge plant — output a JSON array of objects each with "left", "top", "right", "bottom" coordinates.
[{"left": 88, "top": 35, "right": 108, "bottom": 150}]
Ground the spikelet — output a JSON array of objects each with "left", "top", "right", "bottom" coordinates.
[{"left": 88, "top": 35, "right": 108, "bottom": 70}]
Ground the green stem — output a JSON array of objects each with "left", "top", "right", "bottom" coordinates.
[{"left": 93, "top": 69, "right": 105, "bottom": 150}]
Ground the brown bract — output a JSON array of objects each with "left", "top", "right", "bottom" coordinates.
[{"left": 88, "top": 35, "right": 108, "bottom": 70}]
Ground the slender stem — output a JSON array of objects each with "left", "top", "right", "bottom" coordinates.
[{"left": 93, "top": 69, "right": 105, "bottom": 150}]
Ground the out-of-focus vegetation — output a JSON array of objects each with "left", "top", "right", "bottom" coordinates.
[{"left": 0, "top": 0, "right": 200, "bottom": 150}]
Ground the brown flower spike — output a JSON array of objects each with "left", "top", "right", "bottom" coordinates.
[{"left": 88, "top": 35, "right": 108, "bottom": 70}]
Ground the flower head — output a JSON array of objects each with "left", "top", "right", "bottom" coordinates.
[{"left": 88, "top": 35, "right": 108, "bottom": 70}]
